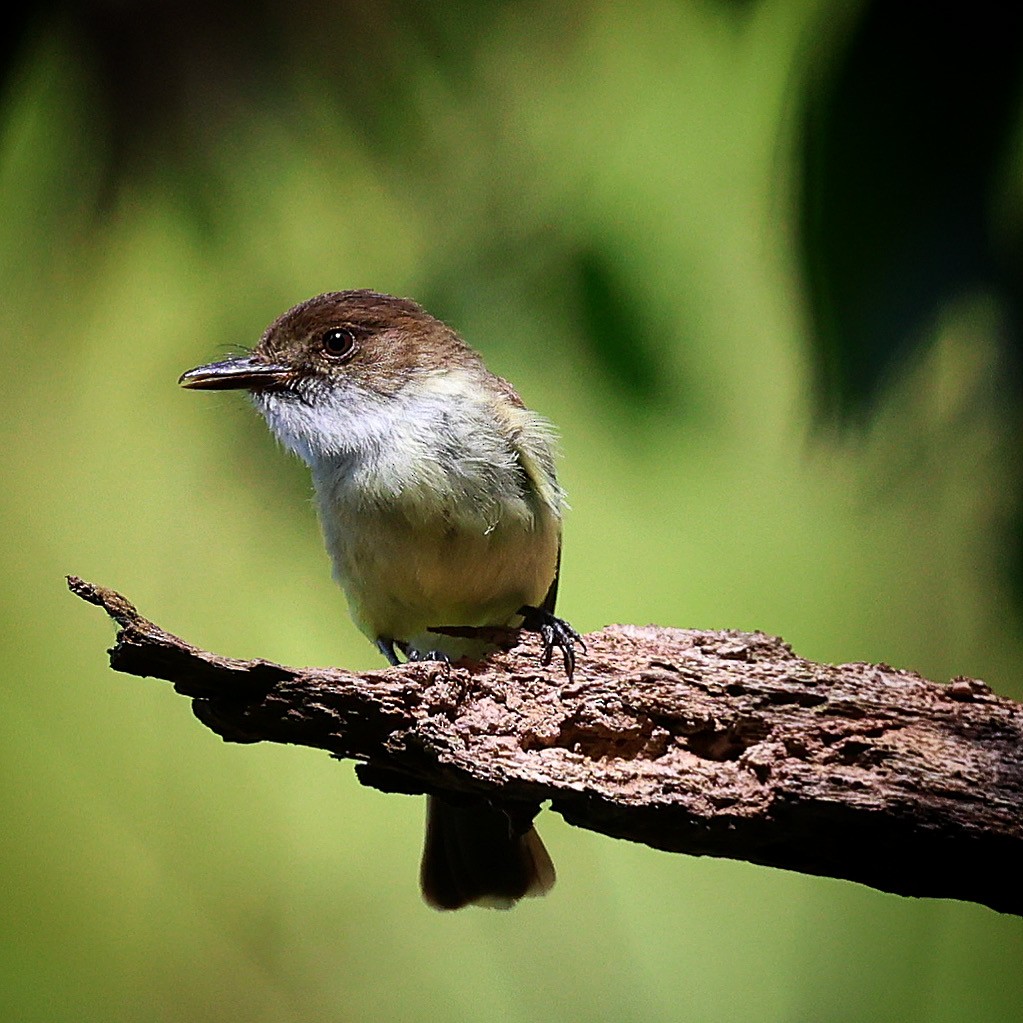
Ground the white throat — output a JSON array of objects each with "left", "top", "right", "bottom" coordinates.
[{"left": 252, "top": 369, "right": 542, "bottom": 531}]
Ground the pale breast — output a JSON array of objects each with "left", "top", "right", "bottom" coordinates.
[
  {"left": 301, "top": 370, "right": 564, "bottom": 657},
  {"left": 319, "top": 492, "right": 561, "bottom": 656}
]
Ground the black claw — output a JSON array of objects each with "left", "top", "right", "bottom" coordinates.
[
  {"left": 376, "top": 637, "right": 401, "bottom": 666},
  {"left": 407, "top": 649, "right": 451, "bottom": 664},
  {"left": 379, "top": 637, "right": 450, "bottom": 666},
  {"left": 518, "top": 606, "right": 586, "bottom": 679},
  {"left": 395, "top": 640, "right": 451, "bottom": 664}
]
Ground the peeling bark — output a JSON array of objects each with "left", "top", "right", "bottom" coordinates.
[{"left": 69, "top": 575, "right": 1023, "bottom": 915}]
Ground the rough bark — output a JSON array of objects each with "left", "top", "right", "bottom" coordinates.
[{"left": 68, "top": 575, "right": 1023, "bottom": 916}]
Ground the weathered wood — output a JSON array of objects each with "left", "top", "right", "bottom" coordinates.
[{"left": 69, "top": 575, "right": 1023, "bottom": 915}]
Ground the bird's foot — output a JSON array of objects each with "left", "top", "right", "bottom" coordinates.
[
  {"left": 517, "top": 606, "right": 585, "bottom": 679},
  {"left": 378, "top": 636, "right": 452, "bottom": 666},
  {"left": 408, "top": 649, "right": 451, "bottom": 663},
  {"left": 397, "top": 641, "right": 451, "bottom": 664}
]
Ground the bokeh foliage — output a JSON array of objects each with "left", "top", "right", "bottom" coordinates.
[{"left": 3, "top": 2, "right": 1022, "bottom": 1021}]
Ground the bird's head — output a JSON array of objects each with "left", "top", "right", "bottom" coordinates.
[
  {"left": 180, "top": 291, "right": 493, "bottom": 465},
  {"left": 180, "top": 290, "right": 479, "bottom": 397}
]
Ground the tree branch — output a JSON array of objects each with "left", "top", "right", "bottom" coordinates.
[{"left": 68, "top": 575, "right": 1023, "bottom": 916}]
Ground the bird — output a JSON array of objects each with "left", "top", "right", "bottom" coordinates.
[{"left": 180, "top": 290, "right": 582, "bottom": 909}]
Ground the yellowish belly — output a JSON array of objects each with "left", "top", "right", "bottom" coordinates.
[{"left": 321, "top": 503, "right": 560, "bottom": 659}]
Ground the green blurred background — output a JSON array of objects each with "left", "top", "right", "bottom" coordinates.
[{"left": 4, "top": 1, "right": 1023, "bottom": 1020}]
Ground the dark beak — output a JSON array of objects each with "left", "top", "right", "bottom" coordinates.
[{"left": 178, "top": 355, "right": 291, "bottom": 391}]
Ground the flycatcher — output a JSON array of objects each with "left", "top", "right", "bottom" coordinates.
[{"left": 180, "top": 290, "right": 581, "bottom": 909}]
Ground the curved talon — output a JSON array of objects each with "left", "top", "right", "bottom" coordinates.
[
  {"left": 376, "top": 637, "right": 401, "bottom": 666},
  {"left": 518, "top": 605, "right": 585, "bottom": 679},
  {"left": 408, "top": 649, "right": 451, "bottom": 664},
  {"left": 395, "top": 640, "right": 451, "bottom": 664}
]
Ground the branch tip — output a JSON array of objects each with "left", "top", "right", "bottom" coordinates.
[{"left": 68, "top": 574, "right": 1023, "bottom": 915}]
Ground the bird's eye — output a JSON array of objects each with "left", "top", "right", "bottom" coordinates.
[{"left": 320, "top": 327, "right": 357, "bottom": 360}]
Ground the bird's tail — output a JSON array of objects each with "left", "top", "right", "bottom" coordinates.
[{"left": 419, "top": 795, "right": 555, "bottom": 910}]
